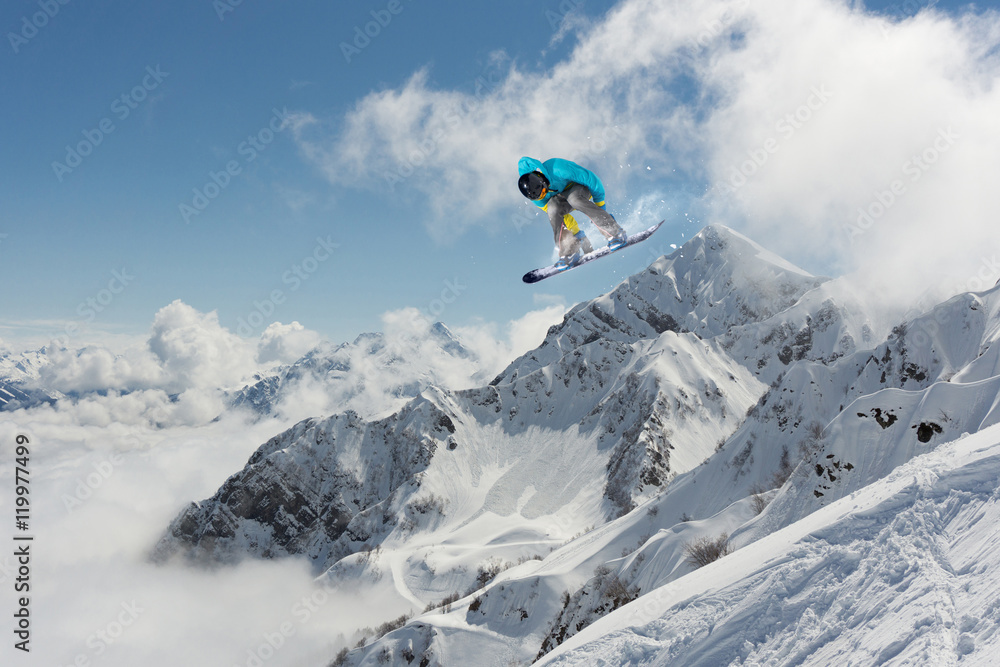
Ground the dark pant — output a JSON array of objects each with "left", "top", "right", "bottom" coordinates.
[{"left": 547, "top": 184, "right": 624, "bottom": 256}]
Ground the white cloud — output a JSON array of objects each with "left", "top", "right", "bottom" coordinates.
[
  {"left": 701, "top": 1, "right": 1000, "bottom": 307},
  {"left": 288, "top": 1, "right": 751, "bottom": 233},
  {"left": 14, "top": 297, "right": 563, "bottom": 428},
  {"left": 38, "top": 344, "right": 166, "bottom": 394},
  {"left": 378, "top": 306, "right": 484, "bottom": 390},
  {"left": 262, "top": 305, "right": 568, "bottom": 423},
  {"left": 257, "top": 321, "right": 323, "bottom": 366},
  {"left": 453, "top": 301, "right": 567, "bottom": 379},
  {"left": 270, "top": 371, "right": 341, "bottom": 423},
  {"left": 508, "top": 303, "right": 566, "bottom": 352},
  {"left": 21, "top": 303, "right": 328, "bottom": 428},
  {"left": 147, "top": 300, "right": 258, "bottom": 393},
  {"left": 0, "top": 411, "right": 383, "bottom": 666},
  {"left": 291, "top": 0, "right": 1000, "bottom": 309}
]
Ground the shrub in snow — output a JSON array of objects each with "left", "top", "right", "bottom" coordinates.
[
  {"left": 749, "top": 484, "right": 770, "bottom": 515},
  {"left": 466, "top": 557, "right": 509, "bottom": 595},
  {"left": 592, "top": 564, "right": 640, "bottom": 609},
  {"left": 683, "top": 532, "right": 733, "bottom": 568},
  {"left": 769, "top": 445, "right": 795, "bottom": 488},
  {"left": 331, "top": 646, "right": 349, "bottom": 666}
]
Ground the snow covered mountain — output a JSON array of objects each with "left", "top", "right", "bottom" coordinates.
[
  {"left": 152, "top": 225, "right": 817, "bottom": 567},
  {"left": 0, "top": 348, "right": 53, "bottom": 410},
  {"left": 228, "top": 321, "right": 480, "bottom": 420},
  {"left": 153, "top": 223, "right": 1000, "bottom": 667}
]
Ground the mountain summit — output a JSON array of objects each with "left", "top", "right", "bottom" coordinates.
[
  {"left": 153, "top": 224, "right": 812, "bottom": 568},
  {"left": 152, "top": 223, "right": 1000, "bottom": 667}
]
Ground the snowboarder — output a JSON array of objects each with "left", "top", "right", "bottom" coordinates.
[{"left": 518, "top": 157, "right": 627, "bottom": 268}]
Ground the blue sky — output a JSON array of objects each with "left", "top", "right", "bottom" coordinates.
[{"left": 1, "top": 0, "right": 995, "bottom": 354}]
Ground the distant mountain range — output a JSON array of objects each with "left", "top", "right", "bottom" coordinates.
[
  {"left": 228, "top": 321, "right": 481, "bottom": 420},
  {"left": 0, "top": 348, "right": 53, "bottom": 410},
  {"left": 0, "top": 319, "right": 482, "bottom": 421}
]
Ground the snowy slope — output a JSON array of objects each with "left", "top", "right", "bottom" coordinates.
[
  {"left": 344, "top": 415, "right": 1000, "bottom": 667},
  {"left": 524, "top": 285, "right": 1000, "bottom": 664},
  {"left": 331, "top": 241, "right": 1000, "bottom": 667},
  {"left": 540, "top": 423, "right": 1000, "bottom": 667}
]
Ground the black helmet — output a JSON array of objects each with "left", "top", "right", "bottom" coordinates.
[{"left": 518, "top": 171, "right": 549, "bottom": 200}]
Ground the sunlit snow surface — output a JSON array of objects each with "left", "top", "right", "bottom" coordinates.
[{"left": 542, "top": 425, "right": 1000, "bottom": 667}]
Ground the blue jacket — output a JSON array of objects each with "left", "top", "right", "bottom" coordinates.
[{"left": 518, "top": 157, "right": 607, "bottom": 210}]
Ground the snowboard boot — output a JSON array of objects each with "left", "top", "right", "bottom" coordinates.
[
  {"left": 555, "top": 250, "right": 583, "bottom": 269},
  {"left": 607, "top": 230, "right": 627, "bottom": 250}
]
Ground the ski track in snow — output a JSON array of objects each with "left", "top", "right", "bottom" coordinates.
[
  {"left": 388, "top": 550, "right": 426, "bottom": 610},
  {"left": 540, "top": 426, "right": 1000, "bottom": 667}
]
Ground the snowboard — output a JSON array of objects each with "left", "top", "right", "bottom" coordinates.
[{"left": 522, "top": 220, "right": 665, "bottom": 284}]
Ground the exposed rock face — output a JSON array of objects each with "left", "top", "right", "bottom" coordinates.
[
  {"left": 154, "top": 224, "right": 841, "bottom": 571},
  {"left": 153, "top": 399, "right": 455, "bottom": 566}
]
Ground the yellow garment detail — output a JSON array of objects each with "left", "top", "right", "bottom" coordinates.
[{"left": 562, "top": 214, "right": 580, "bottom": 235}]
